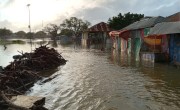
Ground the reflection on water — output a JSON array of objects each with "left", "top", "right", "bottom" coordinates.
[
  {"left": 111, "top": 49, "right": 141, "bottom": 68},
  {"left": 0, "top": 38, "right": 51, "bottom": 66},
  {"left": 0, "top": 40, "right": 180, "bottom": 110},
  {"left": 0, "top": 44, "right": 31, "bottom": 66},
  {"left": 111, "top": 49, "right": 130, "bottom": 67}
]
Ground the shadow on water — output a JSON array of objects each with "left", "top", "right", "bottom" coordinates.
[{"left": 38, "top": 68, "right": 59, "bottom": 77}]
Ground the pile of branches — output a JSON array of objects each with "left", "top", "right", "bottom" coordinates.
[
  {"left": 0, "top": 45, "right": 66, "bottom": 109},
  {"left": 6, "top": 45, "right": 66, "bottom": 71}
]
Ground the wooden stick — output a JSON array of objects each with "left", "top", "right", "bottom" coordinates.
[
  {"left": 6, "top": 86, "right": 23, "bottom": 95},
  {"left": 16, "top": 82, "right": 34, "bottom": 90}
]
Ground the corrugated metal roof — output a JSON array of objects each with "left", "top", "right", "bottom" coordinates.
[
  {"left": 87, "top": 22, "right": 111, "bottom": 32},
  {"left": 149, "top": 21, "right": 180, "bottom": 35},
  {"left": 123, "top": 16, "right": 165, "bottom": 30},
  {"left": 164, "top": 12, "right": 180, "bottom": 22},
  {"left": 109, "top": 30, "right": 130, "bottom": 40}
]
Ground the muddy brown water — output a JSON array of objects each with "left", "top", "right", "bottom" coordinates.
[{"left": 0, "top": 40, "right": 180, "bottom": 110}]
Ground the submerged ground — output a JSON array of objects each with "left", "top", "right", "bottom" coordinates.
[{"left": 0, "top": 39, "right": 180, "bottom": 110}]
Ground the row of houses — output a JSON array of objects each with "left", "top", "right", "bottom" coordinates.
[{"left": 81, "top": 12, "right": 180, "bottom": 66}]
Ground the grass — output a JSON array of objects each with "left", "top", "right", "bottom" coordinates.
[
  {"left": 0, "top": 39, "right": 25, "bottom": 45},
  {"left": 11, "top": 40, "right": 26, "bottom": 44}
]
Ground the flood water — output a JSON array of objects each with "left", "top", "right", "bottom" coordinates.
[{"left": 0, "top": 39, "right": 180, "bottom": 110}]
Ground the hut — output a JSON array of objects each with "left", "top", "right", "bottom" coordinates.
[
  {"left": 57, "top": 35, "right": 73, "bottom": 45},
  {"left": 109, "top": 16, "right": 165, "bottom": 61},
  {"left": 149, "top": 21, "right": 180, "bottom": 66},
  {"left": 81, "top": 22, "right": 112, "bottom": 49},
  {"left": 109, "top": 30, "right": 130, "bottom": 52},
  {"left": 147, "top": 12, "right": 180, "bottom": 65}
]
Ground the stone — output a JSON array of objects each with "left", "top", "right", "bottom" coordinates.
[{"left": 11, "top": 95, "right": 46, "bottom": 109}]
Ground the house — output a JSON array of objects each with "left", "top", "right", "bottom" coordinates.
[
  {"left": 82, "top": 22, "right": 112, "bottom": 49},
  {"left": 109, "top": 30, "right": 130, "bottom": 52},
  {"left": 109, "top": 16, "right": 165, "bottom": 61},
  {"left": 149, "top": 21, "right": 180, "bottom": 66},
  {"left": 146, "top": 12, "right": 180, "bottom": 65},
  {"left": 57, "top": 35, "right": 73, "bottom": 45}
]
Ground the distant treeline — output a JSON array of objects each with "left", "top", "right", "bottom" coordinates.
[
  {"left": 0, "top": 12, "right": 144, "bottom": 39},
  {"left": 108, "top": 12, "right": 144, "bottom": 30},
  {"left": 0, "top": 28, "right": 48, "bottom": 39}
]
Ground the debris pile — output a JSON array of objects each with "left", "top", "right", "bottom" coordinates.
[
  {"left": 6, "top": 45, "right": 66, "bottom": 71},
  {"left": 0, "top": 45, "right": 66, "bottom": 110}
]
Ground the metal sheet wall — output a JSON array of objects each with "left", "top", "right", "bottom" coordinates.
[
  {"left": 130, "top": 30, "right": 142, "bottom": 61},
  {"left": 170, "top": 34, "right": 180, "bottom": 63}
]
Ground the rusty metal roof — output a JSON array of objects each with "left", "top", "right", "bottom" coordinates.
[
  {"left": 109, "top": 30, "right": 130, "bottom": 40},
  {"left": 164, "top": 12, "right": 180, "bottom": 22},
  {"left": 87, "top": 22, "right": 112, "bottom": 32}
]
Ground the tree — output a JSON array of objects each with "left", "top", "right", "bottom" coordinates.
[
  {"left": 26, "top": 32, "right": 34, "bottom": 39},
  {"left": 15, "top": 31, "right": 26, "bottom": 38},
  {"left": 60, "top": 29, "right": 74, "bottom": 37},
  {"left": 0, "top": 28, "right": 13, "bottom": 39},
  {"left": 34, "top": 31, "right": 47, "bottom": 38},
  {"left": 60, "top": 17, "right": 90, "bottom": 37},
  {"left": 108, "top": 12, "right": 144, "bottom": 30},
  {"left": 44, "top": 24, "right": 60, "bottom": 40}
]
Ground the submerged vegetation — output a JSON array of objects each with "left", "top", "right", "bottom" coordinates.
[{"left": 0, "top": 39, "right": 26, "bottom": 45}]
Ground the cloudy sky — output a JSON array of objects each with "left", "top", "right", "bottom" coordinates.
[{"left": 0, "top": 0, "right": 179, "bottom": 32}]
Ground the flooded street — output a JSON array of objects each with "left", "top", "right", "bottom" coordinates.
[{"left": 1, "top": 40, "right": 180, "bottom": 110}]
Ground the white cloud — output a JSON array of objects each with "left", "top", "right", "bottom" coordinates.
[{"left": 0, "top": 0, "right": 179, "bottom": 32}]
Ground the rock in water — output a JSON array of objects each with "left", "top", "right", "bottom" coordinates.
[{"left": 11, "top": 95, "right": 47, "bottom": 110}]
